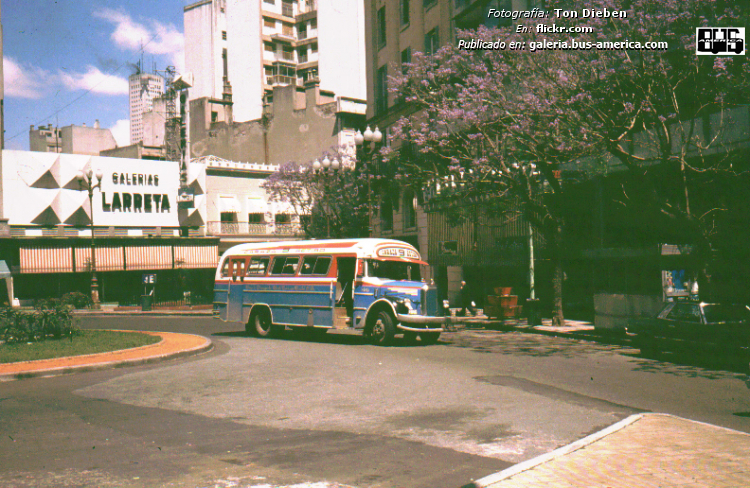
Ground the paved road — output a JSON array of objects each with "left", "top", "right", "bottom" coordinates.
[{"left": 1, "top": 316, "right": 749, "bottom": 488}]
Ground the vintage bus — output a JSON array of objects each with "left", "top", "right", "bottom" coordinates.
[{"left": 213, "top": 238, "right": 453, "bottom": 345}]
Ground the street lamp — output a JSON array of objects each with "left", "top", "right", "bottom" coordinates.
[
  {"left": 354, "top": 126, "right": 382, "bottom": 235},
  {"left": 77, "top": 167, "right": 104, "bottom": 309}
]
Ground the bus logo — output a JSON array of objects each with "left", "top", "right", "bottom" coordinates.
[{"left": 696, "top": 28, "right": 745, "bottom": 55}]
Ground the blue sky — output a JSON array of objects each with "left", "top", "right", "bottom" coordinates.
[{"left": 3, "top": 0, "right": 189, "bottom": 150}]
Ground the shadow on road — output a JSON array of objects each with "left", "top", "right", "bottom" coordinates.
[{"left": 211, "top": 329, "right": 439, "bottom": 348}]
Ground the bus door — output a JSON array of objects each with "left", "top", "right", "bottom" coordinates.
[
  {"left": 227, "top": 257, "right": 247, "bottom": 323},
  {"left": 352, "top": 258, "right": 374, "bottom": 328},
  {"left": 334, "top": 256, "right": 356, "bottom": 328}
]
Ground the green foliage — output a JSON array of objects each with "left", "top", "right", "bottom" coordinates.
[
  {"left": 0, "top": 330, "right": 160, "bottom": 364},
  {"left": 0, "top": 306, "right": 80, "bottom": 344},
  {"left": 61, "top": 291, "right": 93, "bottom": 309}
]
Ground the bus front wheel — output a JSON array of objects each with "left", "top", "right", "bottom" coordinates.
[
  {"left": 253, "top": 310, "right": 278, "bottom": 338},
  {"left": 369, "top": 310, "right": 396, "bottom": 346}
]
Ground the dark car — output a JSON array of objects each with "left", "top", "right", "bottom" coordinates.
[{"left": 626, "top": 301, "right": 750, "bottom": 355}]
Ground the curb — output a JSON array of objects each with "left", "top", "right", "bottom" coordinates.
[
  {"left": 0, "top": 333, "right": 213, "bottom": 382},
  {"left": 471, "top": 412, "right": 750, "bottom": 488},
  {"left": 472, "top": 413, "right": 646, "bottom": 488}
]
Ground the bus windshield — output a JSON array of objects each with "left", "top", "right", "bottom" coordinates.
[{"left": 367, "top": 259, "right": 421, "bottom": 282}]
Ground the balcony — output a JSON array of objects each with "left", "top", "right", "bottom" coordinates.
[{"left": 207, "top": 221, "right": 305, "bottom": 237}]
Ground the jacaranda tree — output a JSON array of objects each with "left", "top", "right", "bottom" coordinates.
[{"left": 387, "top": 0, "right": 750, "bottom": 323}]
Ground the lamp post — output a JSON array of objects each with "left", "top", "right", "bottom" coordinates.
[
  {"left": 312, "top": 156, "right": 343, "bottom": 238},
  {"left": 354, "top": 126, "right": 382, "bottom": 235},
  {"left": 77, "top": 168, "right": 104, "bottom": 309}
]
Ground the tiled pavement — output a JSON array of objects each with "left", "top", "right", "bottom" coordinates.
[{"left": 474, "top": 413, "right": 750, "bottom": 488}]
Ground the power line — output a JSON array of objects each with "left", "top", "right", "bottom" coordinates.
[{"left": 5, "top": 31, "right": 164, "bottom": 144}]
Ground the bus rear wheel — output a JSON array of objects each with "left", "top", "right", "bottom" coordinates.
[
  {"left": 253, "top": 309, "right": 278, "bottom": 338},
  {"left": 369, "top": 310, "right": 396, "bottom": 346}
]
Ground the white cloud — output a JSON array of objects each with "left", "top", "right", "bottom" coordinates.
[
  {"left": 58, "top": 66, "right": 129, "bottom": 95},
  {"left": 3, "top": 57, "right": 50, "bottom": 99},
  {"left": 94, "top": 7, "right": 184, "bottom": 58},
  {"left": 109, "top": 119, "right": 131, "bottom": 147}
]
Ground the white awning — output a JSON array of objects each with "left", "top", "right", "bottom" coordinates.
[
  {"left": 219, "top": 196, "right": 240, "bottom": 213},
  {"left": 246, "top": 197, "right": 267, "bottom": 213}
]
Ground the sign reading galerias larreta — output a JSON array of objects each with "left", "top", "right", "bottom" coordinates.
[{"left": 101, "top": 171, "right": 171, "bottom": 213}]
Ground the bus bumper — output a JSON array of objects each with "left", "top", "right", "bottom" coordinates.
[{"left": 395, "top": 313, "right": 460, "bottom": 333}]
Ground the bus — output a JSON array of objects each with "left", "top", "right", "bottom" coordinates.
[{"left": 213, "top": 238, "right": 453, "bottom": 345}]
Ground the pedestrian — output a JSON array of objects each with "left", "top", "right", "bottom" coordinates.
[{"left": 459, "top": 280, "right": 477, "bottom": 316}]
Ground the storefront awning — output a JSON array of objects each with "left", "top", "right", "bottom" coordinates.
[
  {"left": 125, "top": 244, "right": 172, "bottom": 270},
  {"left": 75, "top": 245, "right": 125, "bottom": 272},
  {"left": 219, "top": 197, "right": 241, "bottom": 213},
  {"left": 174, "top": 244, "right": 218, "bottom": 269},
  {"left": 20, "top": 245, "right": 74, "bottom": 274}
]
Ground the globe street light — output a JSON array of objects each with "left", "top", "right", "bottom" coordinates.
[
  {"left": 354, "top": 126, "right": 383, "bottom": 235},
  {"left": 77, "top": 167, "right": 104, "bottom": 309}
]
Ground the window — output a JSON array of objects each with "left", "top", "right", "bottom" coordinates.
[
  {"left": 423, "top": 0, "right": 437, "bottom": 8},
  {"left": 311, "top": 42, "right": 318, "bottom": 53},
  {"left": 271, "top": 256, "right": 300, "bottom": 275},
  {"left": 282, "top": 23, "right": 294, "bottom": 37},
  {"left": 282, "top": 0, "right": 294, "bottom": 16},
  {"left": 381, "top": 194, "right": 393, "bottom": 231},
  {"left": 275, "top": 213, "right": 292, "bottom": 224},
  {"left": 221, "top": 212, "right": 237, "bottom": 223},
  {"left": 403, "top": 189, "right": 417, "bottom": 229},
  {"left": 298, "top": 47, "right": 308, "bottom": 63},
  {"left": 222, "top": 30, "right": 227, "bottom": 40},
  {"left": 311, "top": 19, "right": 317, "bottom": 30},
  {"left": 424, "top": 27, "right": 439, "bottom": 55},
  {"left": 400, "top": 47, "right": 412, "bottom": 74},
  {"left": 377, "top": 7, "right": 387, "bottom": 48},
  {"left": 264, "top": 18, "right": 276, "bottom": 29},
  {"left": 220, "top": 259, "right": 231, "bottom": 277},
  {"left": 375, "top": 65, "right": 388, "bottom": 114},
  {"left": 264, "top": 43, "right": 274, "bottom": 53},
  {"left": 300, "top": 256, "right": 332, "bottom": 276},
  {"left": 249, "top": 213, "right": 265, "bottom": 223},
  {"left": 281, "top": 45, "right": 294, "bottom": 61},
  {"left": 400, "top": 0, "right": 410, "bottom": 25},
  {"left": 222, "top": 48, "right": 228, "bottom": 78},
  {"left": 263, "top": 0, "right": 275, "bottom": 3},
  {"left": 298, "top": 23, "right": 307, "bottom": 39},
  {"left": 246, "top": 257, "right": 270, "bottom": 276}
]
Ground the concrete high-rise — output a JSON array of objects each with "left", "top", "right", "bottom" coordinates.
[
  {"left": 184, "top": 0, "right": 366, "bottom": 123},
  {"left": 129, "top": 72, "right": 165, "bottom": 145}
]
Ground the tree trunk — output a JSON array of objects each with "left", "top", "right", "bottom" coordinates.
[{"left": 551, "top": 223, "right": 565, "bottom": 327}]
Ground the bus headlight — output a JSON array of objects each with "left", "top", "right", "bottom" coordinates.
[{"left": 404, "top": 298, "right": 418, "bottom": 315}]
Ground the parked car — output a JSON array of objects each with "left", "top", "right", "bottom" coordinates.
[{"left": 626, "top": 301, "right": 750, "bottom": 355}]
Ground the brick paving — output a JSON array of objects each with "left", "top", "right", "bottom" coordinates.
[{"left": 475, "top": 413, "right": 750, "bottom": 488}]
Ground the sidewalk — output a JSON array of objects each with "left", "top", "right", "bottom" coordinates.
[
  {"left": 0, "top": 330, "right": 212, "bottom": 381},
  {"left": 472, "top": 413, "right": 750, "bottom": 488}
]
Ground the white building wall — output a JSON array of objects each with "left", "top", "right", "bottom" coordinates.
[
  {"left": 184, "top": 0, "right": 226, "bottom": 102},
  {"left": 129, "top": 73, "right": 165, "bottom": 144},
  {"left": 317, "top": 0, "right": 366, "bottom": 101},
  {"left": 226, "top": 0, "right": 264, "bottom": 122}
]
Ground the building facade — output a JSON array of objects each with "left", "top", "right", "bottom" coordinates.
[
  {"left": 184, "top": 0, "right": 366, "bottom": 123},
  {"left": 196, "top": 155, "right": 307, "bottom": 254},
  {"left": 189, "top": 82, "right": 365, "bottom": 166},
  {"left": 0, "top": 150, "right": 215, "bottom": 305},
  {"left": 362, "top": 0, "right": 539, "bottom": 305},
  {"left": 29, "top": 121, "right": 118, "bottom": 156},
  {"left": 129, "top": 72, "right": 165, "bottom": 145}
]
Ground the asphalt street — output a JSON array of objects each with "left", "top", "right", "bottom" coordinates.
[{"left": 1, "top": 316, "right": 749, "bottom": 488}]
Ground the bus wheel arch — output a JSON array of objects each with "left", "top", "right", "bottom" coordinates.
[
  {"left": 365, "top": 303, "right": 397, "bottom": 346},
  {"left": 249, "top": 305, "right": 277, "bottom": 338}
]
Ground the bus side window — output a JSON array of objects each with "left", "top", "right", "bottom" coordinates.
[
  {"left": 221, "top": 259, "right": 231, "bottom": 278},
  {"left": 271, "top": 256, "right": 300, "bottom": 275},
  {"left": 313, "top": 256, "right": 331, "bottom": 275},
  {"left": 246, "top": 257, "right": 269, "bottom": 276},
  {"left": 300, "top": 256, "right": 317, "bottom": 275}
]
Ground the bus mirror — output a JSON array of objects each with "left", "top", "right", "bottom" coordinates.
[{"left": 357, "top": 261, "right": 364, "bottom": 277}]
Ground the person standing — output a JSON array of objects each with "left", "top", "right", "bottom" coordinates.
[{"left": 459, "top": 280, "right": 476, "bottom": 316}]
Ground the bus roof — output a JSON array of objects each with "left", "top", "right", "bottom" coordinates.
[{"left": 221, "top": 238, "right": 423, "bottom": 262}]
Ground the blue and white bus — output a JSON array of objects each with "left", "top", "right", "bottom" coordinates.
[{"left": 213, "top": 238, "right": 453, "bottom": 345}]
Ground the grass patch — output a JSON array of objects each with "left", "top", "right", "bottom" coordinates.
[{"left": 0, "top": 330, "right": 161, "bottom": 364}]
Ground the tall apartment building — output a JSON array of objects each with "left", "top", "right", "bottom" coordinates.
[
  {"left": 184, "top": 0, "right": 366, "bottom": 123},
  {"left": 129, "top": 72, "right": 165, "bottom": 145}
]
